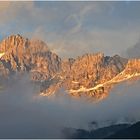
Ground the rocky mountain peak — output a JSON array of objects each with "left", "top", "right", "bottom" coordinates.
[
  {"left": 0, "top": 34, "right": 50, "bottom": 56},
  {"left": 0, "top": 34, "right": 26, "bottom": 53},
  {"left": 77, "top": 52, "right": 104, "bottom": 63},
  {"left": 0, "top": 34, "right": 61, "bottom": 80},
  {"left": 124, "top": 59, "right": 140, "bottom": 74},
  {"left": 0, "top": 35, "right": 140, "bottom": 101}
]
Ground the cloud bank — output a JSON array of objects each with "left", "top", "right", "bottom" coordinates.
[{"left": 0, "top": 74, "right": 140, "bottom": 138}]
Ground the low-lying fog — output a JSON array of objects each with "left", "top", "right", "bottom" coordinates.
[{"left": 0, "top": 74, "right": 140, "bottom": 138}]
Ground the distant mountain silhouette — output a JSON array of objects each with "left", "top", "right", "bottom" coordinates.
[
  {"left": 63, "top": 121, "right": 140, "bottom": 139},
  {"left": 108, "top": 121, "right": 140, "bottom": 139},
  {"left": 62, "top": 123, "right": 130, "bottom": 139}
]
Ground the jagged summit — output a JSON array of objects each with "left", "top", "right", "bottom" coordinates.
[
  {"left": 0, "top": 34, "right": 49, "bottom": 52},
  {"left": 77, "top": 52, "right": 104, "bottom": 59},
  {"left": 0, "top": 34, "right": 61, "bottom": 79},
  {"left": 0, "top": 34, "right": 140, "bottom": 101}
]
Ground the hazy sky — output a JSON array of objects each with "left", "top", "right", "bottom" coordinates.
[{"left": 0, "top": 1, "right": 140, "bottom": 58}]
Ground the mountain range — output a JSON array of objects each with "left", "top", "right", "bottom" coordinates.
[
  {"left": 0, "top": 34, "right": 140, "bottom": 101},
  {"left": 63, "top": 121, "right": 140, "bottom": 139}
]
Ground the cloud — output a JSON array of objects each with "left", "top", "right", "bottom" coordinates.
[
  {"left": 124, "top": 39, "right": 140, "bottom": 58},
  {"left": 0, "top": 2, "right": 11, "bottom": 11},
  {"left": 47, "top": 26, "right": 140, "bottom": 59},
  {"left": 0, "top": 1, "right": 60, "bottom": 37},
  {"left": 0, "top": 2, "right": 140, "bottom": 59},
  {"left": 65, "top": 14, "right": 82, "bottom": 34},
  {"left": 0, "top": 2, "right": 33, "bottom": 23},
  {"left": 0, "top": 68, "right": 140, "bottom": 138},
  {"left": 64, "top": 2, "right": 111, "bottom": 34}
]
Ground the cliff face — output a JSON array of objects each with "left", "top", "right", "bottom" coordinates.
[
  {"left": 63, "top": 54, "right": 127, "bottom": 89},
  {"left": 0, "top": 35, "right": 61, "bottom": 81},
  {"left": 0, "top": 34, "right": 140, "bottom": 101},
  {"left": 61, "top": 54, "right": 128, "bottom": 100}
]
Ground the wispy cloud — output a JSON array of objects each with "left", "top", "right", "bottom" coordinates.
[
  {"left": 0, "top": 1, "right": 140, "bottom": 58},
  {"left": 47, "top": 25, "right": 140, "bottom": 59},
  {"left": 124, "top": 38, "right": 140, "bottom": 58},
  {"left": 64, "top": 2, "right": 111, "bottom": 34}
]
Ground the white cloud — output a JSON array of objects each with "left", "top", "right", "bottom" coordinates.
[
  {"left": 46, "top": 25, "right": 140, "bottom": 59},
  {"left": 64, "top": 3, "right": 109, "bottom": 34},
  {"left": 0, "top": 2, "right": 140, "bottom": 59}
]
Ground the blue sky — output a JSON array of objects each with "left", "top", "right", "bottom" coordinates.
[{"left": 0, "top": 1, "right": 140, "bottom": 58}]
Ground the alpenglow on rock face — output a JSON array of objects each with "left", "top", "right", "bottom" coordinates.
[
  {"left": 0, "top": 34, "right": 140, "bottom": 101},
  {"left": 0, "top": 34, "right": 61, "bottom": 80}
]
